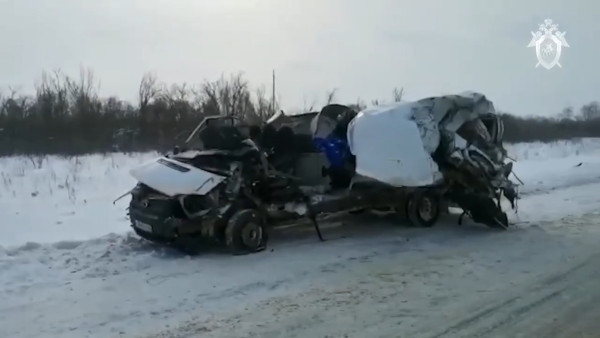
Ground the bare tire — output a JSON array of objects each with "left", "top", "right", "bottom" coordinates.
[
  {"left": 225, "top": 209, "right": 268, "bottom": 255},
  {"left": 406, "top": 189, "right": 441, "bottom": 227}
]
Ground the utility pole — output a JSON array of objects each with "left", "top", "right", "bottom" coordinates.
[{"left": 271, "top": 69, "right": 276, "bottom": 115}]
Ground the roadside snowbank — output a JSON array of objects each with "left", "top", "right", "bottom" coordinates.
[{"left": 2, "top": 139, "right": 600, "bottom": 247}]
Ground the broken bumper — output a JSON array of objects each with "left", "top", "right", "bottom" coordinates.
[{"left": 128, "top": 198, "right": 220, "bottom": 242}]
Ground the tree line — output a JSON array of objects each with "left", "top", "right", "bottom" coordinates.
[{"left": 0, "top": 68, "right": 599, "bottom": 156}]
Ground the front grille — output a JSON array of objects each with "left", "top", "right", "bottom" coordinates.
[{"left": 130, "top": 196, "right": 184, "bottom": 218}]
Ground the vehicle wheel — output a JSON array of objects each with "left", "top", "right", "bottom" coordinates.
[
  {"left": 225, "top": 209, "right": 268, "bottom": 255},
  {"left": 488, "top": 210, "right": 509, "bottom": 229},
  {"left": 406, "top": 189, "right": 441, "bottom": 227}
]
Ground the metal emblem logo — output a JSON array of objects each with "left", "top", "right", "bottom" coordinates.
[{"left": 527, "top": 18, "right": 570, "bottom": 69}]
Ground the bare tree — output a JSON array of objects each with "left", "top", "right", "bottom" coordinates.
[
  {"left": 580, "top": 101, "right": 600, "bottom": 121},
  {"left": 347, "top": 98, "right": 366, "bottom": 112},
  {"left": 0, "top": 86, "right": 18, "bottom": 116},
  {"left": 198, "top": 73, "right": 255, "bottom": 120},
  {"left": 170, "top": 83, "right": 190, "bottom": 102},
  {"left": 1, "top": 86, "right": 31, "bottom": 119},
  {"left": 198, "top": 79, "right": 220, "bottom": 116},
  {"left": 66, "top": 67, "right": 101, "bottom": 117},
  {"left": 225, "top": 73, "right": 251, "bottom": 118},
  {"left": 325, "top": 89, "right": 338, "bottom": 105},
  {"left": 5, "top": 69, "right": 600, "bottom": 156},
  {"left": 302, "top": 94, "right": 317, "bottom": 112},
  {"left": 252, "top": 86, "right": 272, "bottom": 122},
  {"left": 160, "top": 83, "right": 193, "bottom": 123},
  {"left": 392, "top": 87, "right": 404, "bottom": 102},
  {"left": 7, "top": 86, "right": 20, "bottom": 99},
  {"left": 35, "top": 69, "right": 70, "bottom": 119},
  {"left": 559, "top": 106, "right": 574, "bottom": 120},
  {"left": 138, "top": 72, "right": 161, "bottom": 112}
]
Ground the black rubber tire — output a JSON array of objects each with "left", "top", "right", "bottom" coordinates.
[
  {"left": 225, "top": 209, "right": 268, "bottom": 255},
  {"left": 406, "top": 189, "right": 441, "bottom": 227},
  {"left": 491, "top": 211, "right": 509, "bottom": 230}
]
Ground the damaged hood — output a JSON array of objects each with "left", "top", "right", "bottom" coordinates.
[
  {"left": 347, "top": 91, "right": 511, "bottom": 188},
  {"left": 130, "top": 157, "right": 226, "bottom": 197}
]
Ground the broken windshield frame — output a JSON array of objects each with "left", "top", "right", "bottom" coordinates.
[{"left": 184, "top": 115, "right": 241, "bottom": 145}]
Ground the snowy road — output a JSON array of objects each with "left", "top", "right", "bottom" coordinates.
[
  {"left": 2, "top": 140, "right": 600, "bottom": 338},
  {"left": 146, "top": 184, "right": 600, "bottom": 338},
  {"left": 3, "top": 182, "right": 600, "bottom": 338},
  {"left": 156, "top": 240, "right": 600, "bottom": 338},
  {"left": 149, "top": 186, "right": 600, "bottom": 337},
  {"left": 440, "top": 251, "right": 600, "bottom": 338}
]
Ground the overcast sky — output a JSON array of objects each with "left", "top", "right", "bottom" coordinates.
[{"left": 0, "top": 0, "right": 598, "bottom": 116}]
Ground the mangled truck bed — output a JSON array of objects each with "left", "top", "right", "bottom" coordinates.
[{"left": 313, "top": 91, "right": 518, "bottom": 227}]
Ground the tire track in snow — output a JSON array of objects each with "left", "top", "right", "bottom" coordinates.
[{"left": 428, "top": 252, "right": 600, "bottom": 338}]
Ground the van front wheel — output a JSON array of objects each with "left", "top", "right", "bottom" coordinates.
[{"left": 225, "top": 209, "right": 268, "bottom": 255}]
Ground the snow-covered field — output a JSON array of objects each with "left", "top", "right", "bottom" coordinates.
[{"left": 1, "top": 138, "right": 600, "bottom": 337}]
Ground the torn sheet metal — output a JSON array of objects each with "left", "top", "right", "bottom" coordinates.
[{"left": 346, "top": 91, "right": 509, "bottom": 189}]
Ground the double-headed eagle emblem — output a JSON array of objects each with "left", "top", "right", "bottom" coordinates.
[{"left": 527, "top": 18, "right": 570, "bottom": 69}]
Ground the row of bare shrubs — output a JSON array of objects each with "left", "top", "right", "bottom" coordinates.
[{"left": 0, "top": 67, "right": 599, "bottom": 156}]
